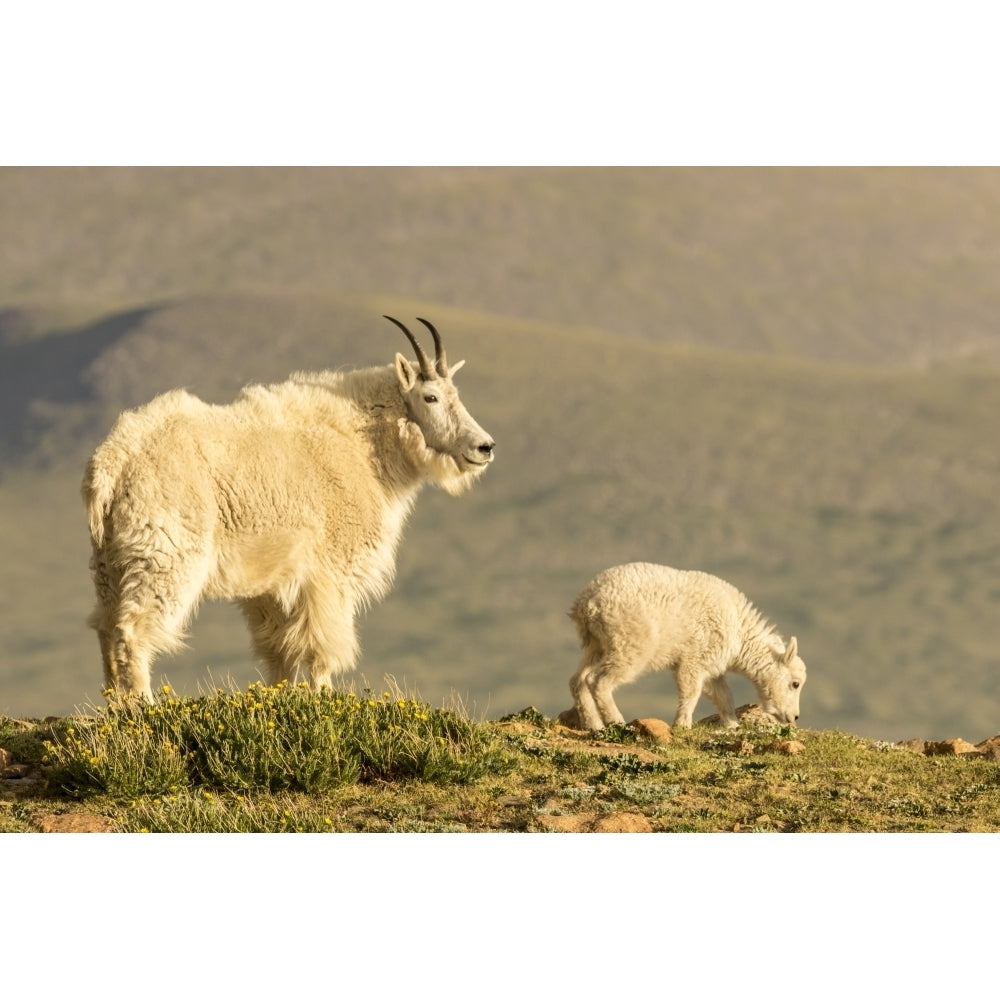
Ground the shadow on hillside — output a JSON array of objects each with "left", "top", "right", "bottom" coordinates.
[{"left": 0, "top": 305, "right": 160, "bottom": 472}]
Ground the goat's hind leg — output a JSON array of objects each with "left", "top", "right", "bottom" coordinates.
[
  {"left": 111, "top": 552, "right": 207, "bottom": 700},
  {"left": 569, "top": 657, "right": 605, "bottom": 730},
  {"left": 87, "top": 542, "right": 124, "bottom": 693},
  {"left": 89, "top": 603, "right": 120, "bottom": 693},
  {"left": 590, "top": 663, "right": 627, "bottom": 728}
]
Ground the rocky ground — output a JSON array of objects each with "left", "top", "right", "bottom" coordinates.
[{"left": 532, "top": 709, "right": 1000, "bottom": 832}]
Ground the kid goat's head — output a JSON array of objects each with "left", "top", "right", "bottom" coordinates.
[
  {"left": 759, "top": 636, "right": 807, "bottom": 726},
  {"left": 385, "top": 316, "right": 495, "bottom": 486}
]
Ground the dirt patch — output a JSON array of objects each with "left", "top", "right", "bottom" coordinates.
[{"left": 499, "top": 720, "right": 670, "bottom": 766}]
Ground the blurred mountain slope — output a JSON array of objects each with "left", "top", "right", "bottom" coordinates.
[{"left": 4, "top": 166, "right": 1000, "bottom": 366}]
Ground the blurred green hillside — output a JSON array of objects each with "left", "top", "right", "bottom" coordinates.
[{"left": 1, "top": 167, "right": 998, "bottom": 740}]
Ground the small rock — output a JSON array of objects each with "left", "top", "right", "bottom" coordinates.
[
  {"left": 534, "top": 810, "right": 653, "bottom": 833},
  {"left": 698, "top": 704, "right": 781, "bottom": 729},
  {"left": 589, "top": 813, "right": 652, "bottom": 833},
  {"left": 925, "top": 738, "right": 980, "bottom": 756},
  {"left": 769, "top": 739, "right": 806, "bottom": 755},
  {"left": 556, "top": 707, "right": 582, "bottom": 729},
  {"left": 895, "top": 739, "right": 928, "bottom": 754},
  {"left": 736, "top": 704, "right": 776, "bottom": 725},
  {"left": 629, "top": 718, "right": 672, "bottom": 743},
  {"left": 3, "top": 763, "right": 30, "bottom": 779},
  {"left": 975, "top": 736, "right": 1000, "bottom": 760},
  {"left": 38, "top": 814, "right": 110, "bottom": 833},
  {"left": 0, "top": 748, "right": 11, "bottom": 769}
]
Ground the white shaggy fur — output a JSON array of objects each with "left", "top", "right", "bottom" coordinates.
[
  {"left": 567, "top": 562, "right": 806, "bottom": 730},
  {"left": 83, "top": 317, "right": 495, "bottom": 700}
]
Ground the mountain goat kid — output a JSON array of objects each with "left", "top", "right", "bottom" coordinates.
[
  {"left": 565, "top": 563, "right": 806, "bottom": 731},
  {"left": 83, "top": 316, "right": 495, "bottom": 700}
]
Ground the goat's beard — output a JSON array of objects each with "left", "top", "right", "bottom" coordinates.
[{"left": 397, "top": 419, "right": 484, "bottom": 496}]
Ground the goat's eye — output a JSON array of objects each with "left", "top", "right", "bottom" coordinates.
[
  {"left": 791, "top": 681, "right": 800, "bottom": 689},
  {"left": 423, "top": 394, "right": 438, "bottom": 404}
]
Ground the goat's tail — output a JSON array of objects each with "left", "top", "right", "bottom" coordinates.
[
  {"left": 81, "top": 439, "right": 129, "bottom": 547},
  {"left": 568, "top": 595, "right": 598, "bottom": 651}
]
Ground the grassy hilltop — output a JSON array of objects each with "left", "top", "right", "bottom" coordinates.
[
  {"left": 3, "top": 690, "right": 999, "bottom": 833},
  {"left": 1, "top": 167, "right": 999, "bottom": 742}
]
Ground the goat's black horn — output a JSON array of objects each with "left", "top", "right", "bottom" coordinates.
[
  {"left": 416, "top": 317, "right": 448, "bottom": 377},
  {"left": 383, "top": 315, "right": 434, "bottom": 377}
]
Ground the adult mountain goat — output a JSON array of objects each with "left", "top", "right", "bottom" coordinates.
[
  {"left": 564, "top": 563, "right": 806, "bottom": 731},
  {"left": 83, "top": 316, "right": 495, "bottom": 700}
]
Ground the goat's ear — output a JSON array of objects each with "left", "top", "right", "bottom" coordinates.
[
  {"left": 448, "top": 359, "right": 466, "bottom": 377},
  {"left": 395, "top": 353, "right": 417, "bottom": 391},
  {"left": 785, "top": 636, "right": 798, "bottom": 662}
]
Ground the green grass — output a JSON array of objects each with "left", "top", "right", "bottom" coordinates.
[
  {"left": 4, "top": 692, "right": 1000, "bottom": 833},
  {"left": 40, "top": 682, "right": 512, "bottom": 801}
]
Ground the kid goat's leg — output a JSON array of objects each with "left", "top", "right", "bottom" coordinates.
[
  {"left": 590, "top": 665, "right": 627, "bottom": 728},
  {"left": 673, "top": 663, "right": 706, "bottom": 728},
  {"left": 569, "top": 657, "right": 605, "bottom": 730}
]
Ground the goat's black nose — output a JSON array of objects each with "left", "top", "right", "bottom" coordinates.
[{"left": 478, "top": 441, "right": 495, "bottom": 455}]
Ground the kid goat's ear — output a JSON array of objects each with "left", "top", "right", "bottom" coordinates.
[
  {"left": 395, "top": 353, "right": 417, "bottom": 391},
  {"left": 785, "top": 636, "right": 798, "bottom": 661}
]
